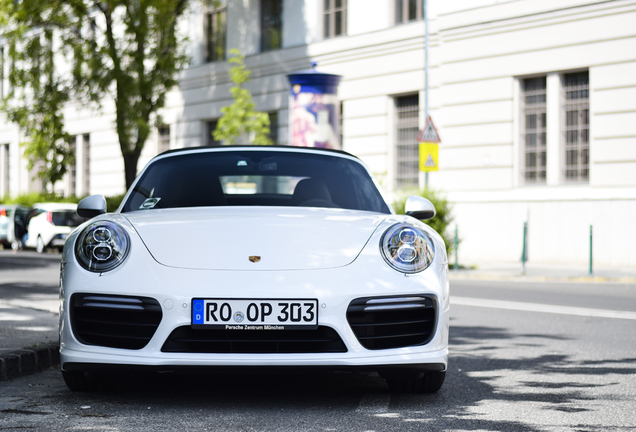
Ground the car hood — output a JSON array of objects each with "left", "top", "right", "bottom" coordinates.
[{"left": 123, "top": 207, "right": 389, "bottom": 271}]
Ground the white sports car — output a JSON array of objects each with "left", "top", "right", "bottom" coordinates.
[{"left": 60, "top": 146, "right": 449, "bottom": 393}]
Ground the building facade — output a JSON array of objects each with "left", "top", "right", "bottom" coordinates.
[{"left": 1, "top": 0, "right": 635, "bottom": 267}]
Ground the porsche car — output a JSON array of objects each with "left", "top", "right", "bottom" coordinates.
[{"left": 59, "top": 145, "right": 449, "bottom": 393}]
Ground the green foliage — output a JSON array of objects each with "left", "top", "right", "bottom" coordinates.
[
  {"left": 0, "top": 193, "right": 81, "bottom": 207},
  {"left": 393, "top": 189, "right": 456, "bottom": 257},
  {"left": 0, "top": 26, "right": 74, "bottom": 189},
  {"left": 0, "top": 0, "right": 195, "bottom": 190},
  {"left": 105, "top": 193, "right": 126, "bottom": 213},
  {"left": 1, "top": 192, "right": 125, "bottom": 213},
  {"left": 214, "top": 49, "right": 273, "bottom": 146}
]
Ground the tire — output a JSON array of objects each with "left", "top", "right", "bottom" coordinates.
[
  {"left": 36, "top": 236, "right": 45, "bottom": 254},
  {"left": 62, "top": 370, "right": 89, "bottom": 391},
  {"left": 385, "top": 371, "right": 446, "bottom": 394}
]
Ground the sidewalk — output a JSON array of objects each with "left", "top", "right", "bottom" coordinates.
[
  {"left": 0, "top": 252, "right": 60, "bottom": 382},
  {"left": 449, "top": 260, "right": 636, "bottom": 283}
]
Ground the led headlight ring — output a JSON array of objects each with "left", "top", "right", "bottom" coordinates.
[
  {"left": 380, "top": 223, "right": 435, "bottom": 273},
  {"left": 75, "top": 221, "right": 130, "bottom": 272}
]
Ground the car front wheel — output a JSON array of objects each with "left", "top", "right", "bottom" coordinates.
[
  {"left": 385, "top": 370, "right": 446, "bottom": 394},
  {"left": 36, "top": 236, "right": 45, "bottom": 254}
]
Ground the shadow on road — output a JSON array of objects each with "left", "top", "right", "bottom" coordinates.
[
  {"left": 0, "top": 282, "right": 59, "bottom": 299},
  {"left": 39, "top": 323, "right": 636, "bottom": 431},
  {"left": 0, "top": 250, "right": 61, "bottom": 271}
]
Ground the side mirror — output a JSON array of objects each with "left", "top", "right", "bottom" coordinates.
[
  {"left": 405, "top": 196, "right": 436, "bottom": 220},
  {"left": 77, "top": 195, "right": 107, "bottom": 219}
]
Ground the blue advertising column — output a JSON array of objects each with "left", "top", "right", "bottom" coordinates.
[{"left": 287, "top": 66, "right": 342, "bottom": 149}]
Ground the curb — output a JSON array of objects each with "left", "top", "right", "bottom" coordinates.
[
  {"left": 0, "top": 343, "right": 60, "bottom": 382},
  {"left": 449, "top": 273, "right": 636, "bottom": 284}
]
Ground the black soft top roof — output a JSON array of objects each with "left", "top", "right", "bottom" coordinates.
[{"left": 155, "top": 145, "right": 358, "bottom": 161}]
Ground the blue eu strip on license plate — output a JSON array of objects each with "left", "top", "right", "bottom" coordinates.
[{"left": 192, "top": 298, "right": 318, "bottom": 330}]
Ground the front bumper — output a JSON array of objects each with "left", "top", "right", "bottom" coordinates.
[{"left": 60, "top": 220, "right": 450, "bottom": 373}]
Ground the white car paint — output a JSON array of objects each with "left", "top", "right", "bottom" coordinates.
[
  {"left": 25, "top": 203, "right": 80, "bottom": 252},
  {"left": 59, "top": 146, "right": 449, "bottom": 393}
]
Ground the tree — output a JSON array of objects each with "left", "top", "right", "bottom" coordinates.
[
  {"left": 213, "top": 49, "right": 272, "bottom": 145},
  {"left": 1, "top": 25, "right": 74, "bottom": 190},
  {"left": 0, "top": 0, "right": 199, "bottom": 190},
  {"left": 392, "top": 189, "right": 456, "bottom": 257}
]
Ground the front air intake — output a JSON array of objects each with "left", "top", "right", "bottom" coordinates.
[
  {"left": 161, "top": 326, "right": 347, "bottom": 354},
  {"left": 70, "top": 293, "right": 162, "bottom": 350},
  {"left": 346, "top": 295, "right": 437, "bottom": 350}
]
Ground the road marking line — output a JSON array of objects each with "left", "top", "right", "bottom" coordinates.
[
  {"left": 355, "top": 393, "right": 391, "bottom": 414},
  {"left": 451, "top": 296, "right": 636, "bottom": 320}
]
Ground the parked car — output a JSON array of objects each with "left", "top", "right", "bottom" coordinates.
[
  {"left": 25, "top": 203, "right": 86, "bottom": 253},
  {"left": 60, "top": 146, "right": 450, "bottom": 393},
  {"left": 0, "top": 204, "right": 30, "bottom": 250}
]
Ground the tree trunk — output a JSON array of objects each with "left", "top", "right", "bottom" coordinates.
[{"left": 123, "top": 152, "right": 141, "bottom": 190}]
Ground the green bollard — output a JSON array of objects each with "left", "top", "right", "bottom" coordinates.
[
  {"left": 521, "top": 222, "right": 527, "bottom": 275},
  {"left": 453, "top": 225, "right": 458, "bottom": 270},
  {"left": 589, "top": 225, "right": 593, "bottom": 276}
]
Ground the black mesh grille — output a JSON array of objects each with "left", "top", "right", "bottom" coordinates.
[
  {"left": 161, "top": 326, "right": 347, "bottom": 354},
  {"left": 346, "top": 295, "right": 437, "bottom": 350},
  {"left": 70, "top": 293, "right": 162, "bottom": 350}
]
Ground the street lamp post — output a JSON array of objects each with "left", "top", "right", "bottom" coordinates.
[{"left": 424, "top": 0, "right": 429, "bottom": 190}]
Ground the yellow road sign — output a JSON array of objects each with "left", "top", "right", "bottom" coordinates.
[{"left": 419, "top": 142, "right": 439, "bottom": 172}]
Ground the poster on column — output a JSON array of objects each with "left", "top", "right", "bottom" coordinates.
[{"left": 290, "top": 85, "right": 340, "bottom": 149}]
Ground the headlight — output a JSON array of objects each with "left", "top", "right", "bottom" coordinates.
[
  {"left": 380, "top": 223, "right": 435, "bottom": 273},
  {"left": 75, "top": 221, "right": 130, "bottom": 272}
]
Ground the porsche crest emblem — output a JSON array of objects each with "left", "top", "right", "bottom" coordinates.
[{"left": 249, "top": 256, "right": 261, "bottom": 263}]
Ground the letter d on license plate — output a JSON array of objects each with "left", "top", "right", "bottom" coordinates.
[{"left": 192, "top": 298, "right": 318, "bottom": 330}]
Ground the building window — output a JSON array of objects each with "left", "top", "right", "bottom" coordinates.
[
  {"left": 395, "top": 0, "right": 422, "bottom": 24},
  {"left": 268, "top": 112, "right": 278, "bottom": 144},
  {"left": 206, "top": 7, "right": 226, "bottom": 62},
  {"left": 206, "top": 120, "right": 220, "bottom": 146},
  {"left": 158, "top": 126, "right": 170, "bottom": 153},
  {"left": 1, "top": 144, "right": 9, "bottom": 197},
  {"left": 68, "top": 136, "right": 77, "bottom": 197},
  {"left": 261, "top": 0, "right": 283, "bottom": 52},
  {"left": 522, "top": 77, "right": 547, "bottom": 184},
  {"left": 395, "top": 94, "right": 420, "bottom": 189},
  {"left": 562, "top": 71, "right": 589, "bottom": 182},
  {"left": 82, "top": 134, "right": 90, "bottom": 195},
  {"left": 324, "top": 0, "right": 346, "bottom": 38}
]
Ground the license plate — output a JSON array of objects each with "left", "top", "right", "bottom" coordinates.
[{"left": 192, "top": 298, "right": 318, "bottom": 330}]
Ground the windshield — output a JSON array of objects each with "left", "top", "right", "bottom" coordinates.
[
  {"left": 51, "top": 210, "right": 85, "bottom": 227},
  {"left": 121, "top": 150, "right": 391, "bottom": 214}
]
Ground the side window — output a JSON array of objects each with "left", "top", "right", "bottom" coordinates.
[
  {"left": 206, "top": 6, "right": 227, "bottom": 62},
  {"left": 268, "top": 112, "right": 278, "bottom": 144},
  {"left": 394, "top": 94, "right": 420, "bottom": 189},
  {"left": 395, "top": 0, "right": 422, "bottom": 24},
  {"left": 521, "top": 77, "right": 547, "bottom": 184},
  {"left": 158, "top": 126, "right": 170, "bottom": 153},
  {"left": 324, "top": 0, "right": 347, "bottom": 39},
  {"left": 261, "top": 0, "right": 283, "bottom": 52},
  {"left": 562, "top": 71, "right": 589, "bottom": 182},
  {"left": 206, "top": 120, "right": 221, "bottom": 146}
]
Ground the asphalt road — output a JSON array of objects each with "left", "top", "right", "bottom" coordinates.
[
  {"left": 1, "top": 252, "right": 636, "bottom": 431},
  {"left": 0, "top": 250, "right": 60, "bottom": 352}
]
